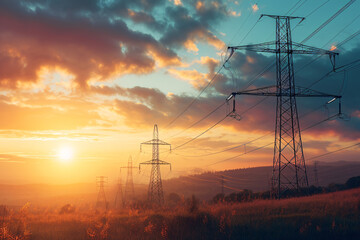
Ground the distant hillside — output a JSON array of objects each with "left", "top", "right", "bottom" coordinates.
[
  {"left": 0, "top": 161, "right": 359, "bottom": 206},
  {"left": 163, "top": 161, "right": 360, "bottom": 200}
]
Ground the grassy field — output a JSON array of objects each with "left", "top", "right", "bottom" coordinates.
[{"left": 1, "top": 188, "right": 359, "bottom": 240}]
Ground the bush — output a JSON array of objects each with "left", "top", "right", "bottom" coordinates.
[{"left": 346, "top": 176, "right": 360, "bottom": 189}]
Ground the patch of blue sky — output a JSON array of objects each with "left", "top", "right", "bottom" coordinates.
[{"left": 112, "top": 70, "right": 199, "bottom": 96}]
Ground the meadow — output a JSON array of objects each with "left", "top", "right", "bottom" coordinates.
[{"left": 0, "top": 187, "right": 359, "bottom": 240}]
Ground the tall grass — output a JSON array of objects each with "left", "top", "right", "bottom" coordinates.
[{"left": 1, "top": 188, "right": 359, "bottom": 239}]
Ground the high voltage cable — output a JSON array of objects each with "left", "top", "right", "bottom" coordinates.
[
  {"left": 238, "top": 18, "right": 260, "bottom": 45},
  {"left": 301, "top": 0, "right": 356, "bottom": 44},
  {"left": 174, "top": 132, "right": 272, "bottom": 157},
  {"left": 168, "top": 51, "right": 360, "bottom": 159},
  {"left": 228, "top": 2, "right": 253, "bottom": 45},
  {"left": 296, "top": 14, "right": 360, "bottom": 74},
  {"left": 302, "top": 113, "right": 339, "bottom": 132},
  {"left": 214, "top": 172, "right": 254, "bottom": 181},
  {"left": 291, "top": 0, "right": 331, "bottom": 33},
  {"left": 285, "top": 0, "right": 305, "bottom": 16},
  {"left": 167, "top": 4, "right": 358, "bottom": 155},
  {"left": 166, "top": 0, "right": 334, "bottom": 140},
  {"left": 307, "top": 142, "right": 360, "bottom": 161},
  {"left": 205, "top": 113, "right": 345, "bottom": 167},
  {"left": 182, "top": 175, "right": 219, "bottom": 183},
  {"left": 166, "top": 101, "right": 227, "bottom": 140},
  {"left": 172, "top": 113, "right": 230, "bottom": 151},
  {"left": 206, "top": 142, "right": 273, "bottom": 167},
  {"left": 171, "top": 96, "right": 269, "bottom": 154},
  {"left": 289, "top": 0, "right": 308, "bottom": 16},
  {"left": 307, "top": 58, "right": 360, "bottom": 88},
  {"left": 337, "top": 29, "right": 360, "bottom": 47},
  {"left": 174, "top": 97, "right": 328, "bottom": 158},
  {"left": 305, "top": 0, "right": 330, "bottom": 18},
  {"left": 326, "top": 13, "right": 360, "bottom": 47},
  {"left": 181, "top": 175, "right": 246, "bottom": 192},
  {"left": 165, "top": 63, "right": 226, "bottom": 129}
]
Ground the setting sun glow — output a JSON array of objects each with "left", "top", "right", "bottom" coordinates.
[{"left": 57, "top": 146, "right": 74, "bottom": 162}]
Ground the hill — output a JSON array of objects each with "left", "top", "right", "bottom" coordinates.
[{"left": 163, "top": 161, "right": 360, "bottom": 200}]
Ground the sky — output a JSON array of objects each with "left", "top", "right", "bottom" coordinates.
[{"left": 0, "top": 0, "right": 359, "bottom": 185}]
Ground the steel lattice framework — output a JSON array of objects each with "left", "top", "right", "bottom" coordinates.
[
  {"left": 227, "top": 14, "right": 339, "bottom": 199},
  {"left": 114, "top": 168, "right": 123, "bottom": 208},
  {"left": 123, "top": 156, "right": 136, "bottom": 204},
  {"left": 96, "top": 176, "right": 108, "bottom": 210},
  {"left": 140, "top": 124, "right": 171, "bottom": 206}
]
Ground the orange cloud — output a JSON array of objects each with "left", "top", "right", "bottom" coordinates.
[
  {"left": 168, "top": 69, "right": 208, "bottom": 89},
  {"left": 0, "top": 8, "right": 181, "bottom": 89}
]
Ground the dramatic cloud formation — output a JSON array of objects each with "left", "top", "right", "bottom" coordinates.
[{"left": 0, "top": 0, "right": 359, "bottom": 184}]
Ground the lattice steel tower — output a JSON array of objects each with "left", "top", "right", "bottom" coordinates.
[
  {"left": 114, "top": 167, "right": 123, "bottom": 209},
  {"left": 226, "top": 14, "right": 339, "bottom": 198},
  {"left": 96, "top": 176, "right": 108, "bottom": 210},
  {"left": 140, "top": 124, "right": 171, "bottom": 206},
  {"left": 123, "top": 156, "right": 137, "bottom": 204}
]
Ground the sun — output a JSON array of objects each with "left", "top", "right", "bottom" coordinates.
[{"left": 57, "top": 146, "right": 74, "bottom": 163}]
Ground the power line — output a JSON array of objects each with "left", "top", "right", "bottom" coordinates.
[
  {"left": 238, "top": 18, "right": 260, "bottom": 45},
  {"left": 174, "top": 93, "right": 332, "bottom": 158},
  {"left": 166, "top": 101, "right": 227, "bottom": 140},
  {"left": 172, "top": 113, "right": 230, "bottom": 151},
  {"left": 307, "top": 142, "right": 360, "bottom": 161},
  {"left": 285, "top": 0, "right": 305, "bottom": 15},
  {"left": 171, "top": 96, "right": 269, "bottom": 154},
  {"left": 337, "top": 29, "right": 360, "bottom": 47},
  {"left": 307, "top": 58, "right": 360, "bottom": 88},
  {"left": 168, "top": 1, "right": 341, "bottom": 148},
  {"left": 165, "top": 63, "right": 226, "bottom": 128},
  {"left": 305, "top": 0, "right": 330, "bottom": 18},
  {"left": 206, "top": 142, "right": 273, "bottom": 167},
  {"left": 289, "top": 0, "right": 308, "bottom": 16},
  {"left": 205, "top": 112, "right": 344, "bottom": 167},
  {"left": 176, "top": 131, "right": 272, "bottom": 158},
  {"left": 326, "top": 13, "right": 360, "bottom": 48},
  {"left": 301, "top": 0, "right": 356, "bottom": 44},
  {"left": 296, "top": 14, "right": 360, "bottom": 74}
]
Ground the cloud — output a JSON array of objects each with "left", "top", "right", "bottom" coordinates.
[
  {"left": 127, "top": 9, "right": 167, "bottom": 32},
  {"left": 0, "top": 91, "right": 102, "bottom": 130},
  {"left": 161, "top": 4, "right": 226, "bottom": 51},
  {"left": 0, "top": 1, "right": 180, "bottom": 88},
  {"left": 92, "top": 42, "right": 360, "bottom": 142}
]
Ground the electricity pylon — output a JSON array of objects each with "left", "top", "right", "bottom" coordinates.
[
  {"left": 226, "top": 14, "right": 341, "bottom": 199},
  {"left": 96, "top": 176, "right": 108, "bottom": 210},
  {"left": 140, "top": 124, "right": 171, "bottom": 206},
  {"left": 114, "top": 167, "right": 123, "bottom": 209},
  {"left": 122, "top": 156, "right": 137, "bottom": 204}
]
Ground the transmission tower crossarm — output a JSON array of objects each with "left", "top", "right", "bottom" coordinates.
[
  {"left": 140, "top": 159, "right": 171, "bottom": 165},
  {"left": 228, "top": 86, "right": 341, "bottom": 98},
  {"left": 228, "top": 42, "right": 338, "bottom": 56},
  {"left": 260, "top": 14, "right": 305, "bottom": 21},
  {"left": 140, "top": 139, "right": 171, "bottom": 145}
]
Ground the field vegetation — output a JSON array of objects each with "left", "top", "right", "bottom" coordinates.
[{"left": 0, "top": 186, "right": 359, "bottom": 240}]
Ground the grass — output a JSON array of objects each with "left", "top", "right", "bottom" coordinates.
[{"left": 1, "top": 188, "right": 359, "bottom": 239}]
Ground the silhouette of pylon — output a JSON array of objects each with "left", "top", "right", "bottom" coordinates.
[
  {"left": 227, "top": 14, "right": 338, "bottom": 198},
  {"left": 114, "top": 167, "right": 123, "bottom": 209},
  {"left": 122, "top": 155, "right": 137, "bottom": 205},
  {"left": 140, "top": 124, "right": 171, "bottom": 206},
  {"left": 96, "top": 176, "right": 108, "bottom": 210}
]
